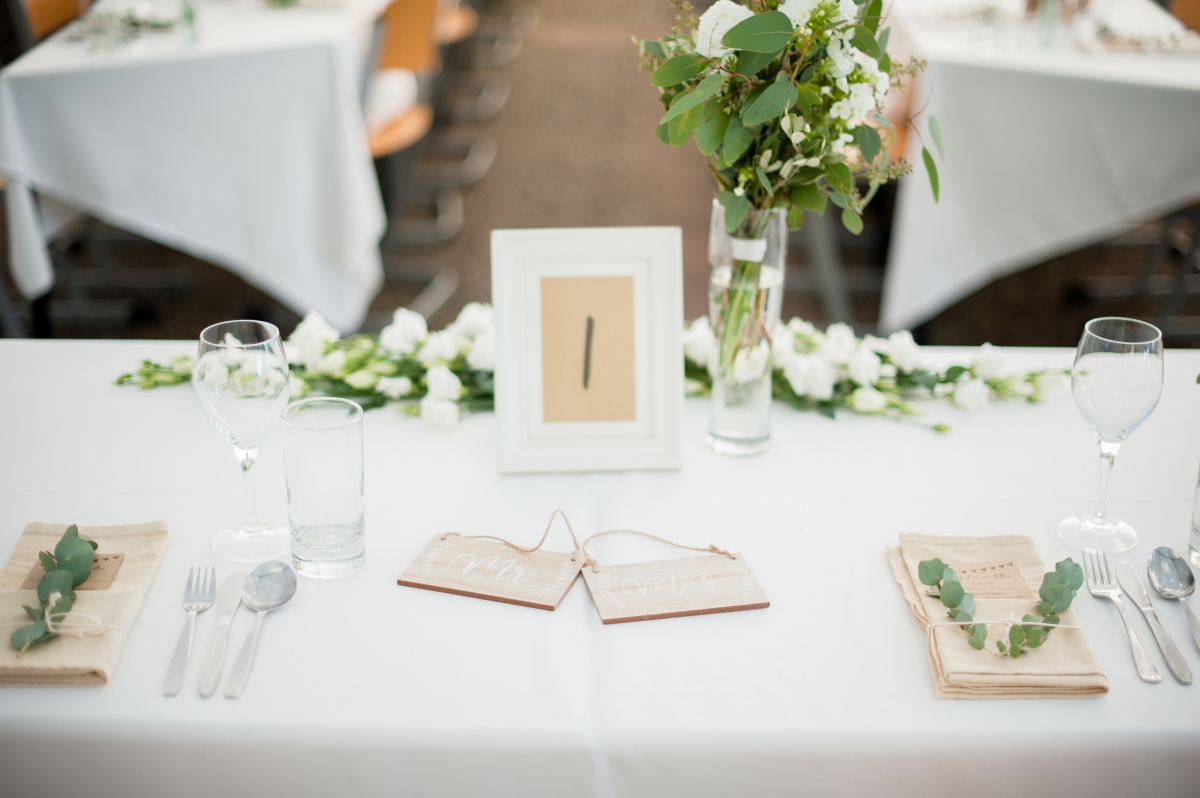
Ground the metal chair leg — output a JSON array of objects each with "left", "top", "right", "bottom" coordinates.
[{"left": 0, "top": 278, "right": 26, "bottom": 337}]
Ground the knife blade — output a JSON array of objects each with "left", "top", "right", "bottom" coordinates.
[
  {"left": 1117, "top": 561, "right": 1192, "bottom": 685},
  {"left": 197, "top": 570, "right": 246, "bottom": 698}
]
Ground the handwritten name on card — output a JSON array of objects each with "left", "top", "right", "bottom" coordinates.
[
  {"left": 581, "top": 553, "right": 769, "bottom": 624},
  {"left": 397, "top": 534, "right": 582, "bottom": 611},
  {"left": 21, "top": 552, "right": 125, "bottom": 591},
  {"left": 946, "top": 559, "right": 1034, "bottom": 600}
]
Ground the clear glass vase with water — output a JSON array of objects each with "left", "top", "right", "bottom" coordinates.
[{"left": 706, "top": 200, "right": 786, "bottom": 456}]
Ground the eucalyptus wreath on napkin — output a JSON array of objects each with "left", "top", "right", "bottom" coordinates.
[{"left": 9, "top": 525, "right": 97, "bottom": 654}]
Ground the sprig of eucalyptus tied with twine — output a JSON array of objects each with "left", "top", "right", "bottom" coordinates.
[
  {"left": 9, "top": 525, "right": 98, "bottom": 654},
  {"left": 917, "top": 557, "right": 1083, "bottom": 658}
]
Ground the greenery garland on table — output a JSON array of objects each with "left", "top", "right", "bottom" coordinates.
[
  {"left": 117, "top": 304, "right": 1063, "bottom": 431},
  {"left": 918, "top": 557, "right": 1084, "bottom": 658},
  {"left": 10, "top": 525, "right": 97, "bottom": 654}
]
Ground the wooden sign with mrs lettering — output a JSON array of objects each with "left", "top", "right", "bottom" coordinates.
[
  {"left": 581, "top": 553, "right": 770, "bottom": 624},
  {"left": 397, "top": 533, "right": 583, "bottom": 611}
]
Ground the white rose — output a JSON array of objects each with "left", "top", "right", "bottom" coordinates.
[
  {"left": 313, "top": 349, "right": 347, "bottom": 377},
  {"left": 447, "top": 302, "right": 495, "bottom": 339},
  {"left": 344, "top": 369, "right": 379, "bottom": 390},
  {"left": 694, "top": 0, "right": 753, "bottom": 59},
  {"left": 732, "top": 341, "right": 771, "bottom": 384},
  {"left": 837, "top": 0, "right": 859, "bottom": 22},
  {"left": 379, "top": 308, "right": 428, "bottom": 357},
  {"left": 847, "top": 344, "right": 882, "bottom": 387},
  {"left": 850, "top": 386, "right": 887, "bottom": 413},
  {"left": 288, "top": 373, "right": 309, "bottom": 398},
  {"left": 783, "top": 353, "right": 836, "bottom": 400},
  {"left": 195, "top": 351, "right": 228, "bottom": 390},
  {"left": 973, "top": 343, "right": 1005, "bottom": 380},
  {"left": 376, "top": 375, "right": 413, "bottom": 399},
  {"left": 466, "top": 330, "right": 495, "bottom": 371},
  {"left": 418, "top": 330, "right": 468, "bottom": 365},
  {"left": 779, "top": 0, "right": 817, "bottom": 27},
  {"left": 787, "top": 317, "right": 816, "bottom": 337},
  {"left": 952, "top": 378, "right": 989, "bottom": 411},
  {"left": 285, "top": 310, "right": 340, "bottom": 371},
  {"left": 886, "top": 330, "right": 921, "bottom": 373},
  {"left": 771, "top": 323, "right": 796, "bottom": 370},
  {"left": 424, "top": 365, "right": 463, "bottom": 401},
  {"left": 420, "top": 397, "right": 461, "bottom": 431},
  {"left": 818, "top": 322, "right": 857, "bottom": 364},
  {"left": 683, "top": 317, "right": 715, "bottom": 367}
]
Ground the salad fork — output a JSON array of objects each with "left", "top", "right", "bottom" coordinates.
[
  {"left": 163, "top": 566, "right": 217, "bottom": 696},
  {"left": 1083, "top": 549, "right": 1161, "bottom": 683}
]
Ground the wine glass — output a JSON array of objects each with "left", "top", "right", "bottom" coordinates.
[
  {"left": 194, "top": 320, "right": 291, "bottom": 562},
  {"left": 1057, "top": 317, "right": 1163, "bottom": 552}
]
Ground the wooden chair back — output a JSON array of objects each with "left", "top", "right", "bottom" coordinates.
[
  {"left": 379, "top": 0, "right": 439, "bottom": 74},
  {"left": 1173, "top": 0, "right": 1200, "bottom": 31},
  {"left": 7, "top": 0, "right": 83, "bottom": 52}
]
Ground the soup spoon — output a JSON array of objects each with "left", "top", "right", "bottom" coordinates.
[
  {"left": 224, "top": 560, "right": 297, "bottom": 698},
  {"left": 1147, "top": 547, "right": 1200, "bottom": 652}
]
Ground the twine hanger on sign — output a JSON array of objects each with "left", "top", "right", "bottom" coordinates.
[
  {"left": 580, "top": 529, "right": 736, "bottom": 572},
  {"left": 442, "top": 508, "right": 582, "bottom": 560}
]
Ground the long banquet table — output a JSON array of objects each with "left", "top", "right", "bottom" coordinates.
[
  {"left": 882, "top": 0, "right": 1200, "bottom": 333},
  {"left": 2, "top": 339, "right": 1200, "bottom": 796},
  {"left": 0, "top": 0, "right": 389, "bottom": 331}
]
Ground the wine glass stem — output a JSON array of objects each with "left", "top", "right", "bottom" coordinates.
[
  {"left": 1093, "top": 440, "right": 1121, "bottom": 522},
  {"left": 234, "top": 446, "right": 261, "bottom": 533}
]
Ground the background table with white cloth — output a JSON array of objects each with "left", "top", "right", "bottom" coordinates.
[
  {"left": 0, "top": 0, "right": 390, "bottom": 332},
  {"left": 882, "top": 0, "right": 1200, "bottom": 333},
  {"left": 2, "top": 339, "right": 1200, "bottom": 796}
]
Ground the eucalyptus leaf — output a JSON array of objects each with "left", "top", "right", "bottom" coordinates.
[
  {"left": 655, "top": 121, "right": 670, "bottom": 145},
  {"left": 667, "top": 101, "right": 705, "bottom": 147},
  {"left": 855, "top": 125, "right": 881, "bottom": 164},
  {"left": 37, "top": 551, "right": 57, "bottom": 574},
  {"left": 870, "top": 112, "right": 893, "bottom": 129},
  {"left": 864, "top": 0, "right": 883, "bottom": 33},
  {"left": 824, "top": 162, "right": 853, "bottom": 196},
  {"left": 721, "top": 113, "right": 756, "bottom": 166},
  {"left": 955, "top": 611, "right": 973, "bottom": 624},
  {"left": 922, "top": 147, "right": 940, "bottom": 202},
  {"left": 917, "top": 558, "right": 947, "bottom": 586},
  {"left": 723, "top": 194, "right": 750, "bottom": 234},
  {"left": 942, "top": 567, "right": 958, "bottom": 584},
  {"left": 736, "top": 48, "right": 781, "bottom": 78},
  {"left": 10, "top": 620, "right": 50, "bottom": 653},
  {"left": 741, "top": 72, "right": 798, "bottom": 127},
  {"left": 827, "top": 190, "right": 847, "bottom": 209},
  {"left": 1039, "top": 572, "right": 1063, "bottom": 601},
  {"left": 841, "top": 207, "right": 863, "bottom": 235},
  {"left": 878, "top": 26, "right": 890, "bottom": 49},
  {"left": 651, "top": 53, "right": 708, "bottom": 87},
  {"left": 22, "top": 605, "right": 41, "bottom": 621},
  {"left": 660, "top": 74, "right": 728, "bottom": 124},
  {"left": 755, "top": 165, "right": 775, "bottom": 196},
  {"left": 789, "top": 183, "right": 826, "bottom": 214},
  {"left": 851, "top": 26, "right": 882, "bottom": 60},
  {"left": 63, "top": 524, "right": 79, "bottom": 539},
  {"left": 696, "top": 107, "right": 731, "bottom": 156},
  {"left": 54, "top": 536, "right": 96, "bottom": 587},
  {"left": 37, "top": 569, "right": 75, "bottom": 604},
  {"left": 786, "top": 206, "right": 804, "bottom": 231},
  {"left": 642, "top": 40, "right": 667, "bottom": 59},
  {"left": 794, "top": 84, "right": 820, "bottom": 118},
  {"left": 968, "top": 637, "right": 984, "bottom": 650},
  {"left": 1057, "top": 558, "right": 1084, "bottom": 591},
  {"left": 720, "top": 11, "right": 794, "bottom": 53},
  {"left": 959, "top": 593, "right": 976, "bottom": 616},
  {"left": 940, "top": 580, "right": 964, "bottom": 608},
  {"left": 928, "top": 115, "right": 944, "bottom": 160},
  {"left": 1009, "top": 625, "right": 1026, "bottom": 646}
]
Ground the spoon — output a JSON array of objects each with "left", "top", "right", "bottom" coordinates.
[
  {"left": 223, "top": 560, "right": 297, "bottom": 698},
  {"left": 1147, "top": 547, "right": 1200, "bottom": 653}
]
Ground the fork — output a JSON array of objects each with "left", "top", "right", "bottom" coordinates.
[
  {"left": 1083, "top": 549, "right": 1162, "bottom": 683},
  {"left": 163, "top": 566, "right": 217, "bottom": 696}
]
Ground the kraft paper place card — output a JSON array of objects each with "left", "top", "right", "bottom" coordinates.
[
  {"left": 945, "top": 559, "right": 1035, "bottom": 600},
  {"left": 20, "top": 552, "right": 125, "bottom": 591},
  {"left": 581, "top": 553, "right": 770, "bottom": 624},
  {"left": 397, "top": 534, "right": 583, "bottom": 611}
]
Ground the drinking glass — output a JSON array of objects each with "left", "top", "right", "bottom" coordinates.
[
  {"left": 1057, "top": 317, "right": 1163, "bottom": 552},
  {"left": 282, "top": 398, "right": 365, "bottom": 578},
  {"left": 194, "top": 320, "right": 291, "bottom": 562}
]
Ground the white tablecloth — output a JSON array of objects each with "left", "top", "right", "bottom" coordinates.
[
  {"left": 0, "top": 0, "right": 389, "bottom": 332},
  {"left": 2, "top": 340, "right": 1200, "bottom": 796},
  {"left": 881, "top": 0, "right": 1200, "bottom": 333}
]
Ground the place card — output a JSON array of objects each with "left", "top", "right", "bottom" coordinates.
[
  {"left": 581, "top": 553, "right": 769, "bottom": 624},
  {"left": 20, "top": 552, "right": 125, "bottom": 591},
  {"left": 397, "top": 534, "right": 582, "bottom": 611},
  {"left": 946, "top": 559, "right": 1034, "bottom": 600}
]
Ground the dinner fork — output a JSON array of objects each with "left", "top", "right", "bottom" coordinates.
[
  {"left": 163, "top": 566, "right": 217, "bottom": 696},
  {"left": 1083, "top": 549, "right": 1162, "bottom": 683}
]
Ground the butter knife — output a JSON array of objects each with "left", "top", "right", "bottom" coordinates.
[
  {"left": 197, "top": 570, "right": 246, "bottom": 698},
  {"left": 1118, "top": 561, "right": 1192, "bottom": 685}
]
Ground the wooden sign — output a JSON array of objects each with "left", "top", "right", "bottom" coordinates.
[
  {"left": 397, "top": 534, "right": 582, "bottom": 611},
  {"left": 21, "top": 552, "right": 124, "bottom": 591},
  {"left": 581, "top": 553, "right": 769, "bottom": 624}
]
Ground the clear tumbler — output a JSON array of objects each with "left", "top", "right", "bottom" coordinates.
[{"left": 282, "top": 398, "right": 365, "bottom": 578}]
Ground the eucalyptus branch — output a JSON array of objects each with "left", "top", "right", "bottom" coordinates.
[{"left": 9, "top": 525, "right": 96, "bottom": 654}]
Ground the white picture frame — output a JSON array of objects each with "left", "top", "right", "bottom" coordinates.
[{"left": 491, "top": 227, "right": 684, "bottom": 474}]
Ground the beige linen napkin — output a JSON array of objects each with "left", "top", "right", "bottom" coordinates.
[
  {"left": 888, "top": 533, "right": 1107, "bottom": 699},
  {"left": 0, "top": 521, "right": 168, "bottom": 685}
]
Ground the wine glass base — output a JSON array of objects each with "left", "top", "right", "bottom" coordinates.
[
  {"left": 1056, "top": 515, "right": 1138, "bottom": 553},
  {"left": 212, "top": 525, "right": 291, "bottom": 563}
]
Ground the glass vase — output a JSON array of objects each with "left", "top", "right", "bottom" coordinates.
[{"left": 706, "top": 199, "right": 786, "bottom": 456}]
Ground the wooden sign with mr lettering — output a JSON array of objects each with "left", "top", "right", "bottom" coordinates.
[
  {"left": 581, "top": 553, "right": 769, "bottom": 624},
  {"left": 397, "top": 534, "right": 583, "bottom": 611}
]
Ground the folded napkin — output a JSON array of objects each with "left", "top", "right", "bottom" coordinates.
[
  {"left": 0, "top": 521, "right": 168, "bottom": 686},
  {"left": 888, "top": 533, "right": 1107, "bottom": 699}
]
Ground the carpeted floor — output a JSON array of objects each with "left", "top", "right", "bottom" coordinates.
[{"left": 2, "top": 0, "right": 1197, "bottom": 348}]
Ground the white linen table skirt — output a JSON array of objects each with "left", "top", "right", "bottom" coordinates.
[
  {"left": 1, "top": 339, "right": 1199, "bottom": 796},
  {"left": 0, "top": 1, "right": 390, "bottom": 331}
]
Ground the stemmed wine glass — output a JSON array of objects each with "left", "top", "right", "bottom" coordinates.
[
  {"left": 194, "top": 320, "right": 291, "bottom": 562},
  {"left": 1057, "top": 317, "right": 1163, "bottom": 552}
]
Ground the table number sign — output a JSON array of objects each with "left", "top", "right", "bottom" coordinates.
[
  {"left": 396, "top": 511, "right": 583, "bottom": 611},
  {"left": 946, "top": 559, "right": 1034, "bottom": 600},
  {"left": 20, "top": 552, "right": 124, "bottom": 590},
  {"left": 580, "top": 531, "right": 769, "bottom": 624}
]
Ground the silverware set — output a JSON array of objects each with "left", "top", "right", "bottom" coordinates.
[
  {"left": 163, "top": 562, "right": 296, "bottom": 698},
  {"left": 1083, "top": 547, "right": 1200, "bottom": 685}
]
